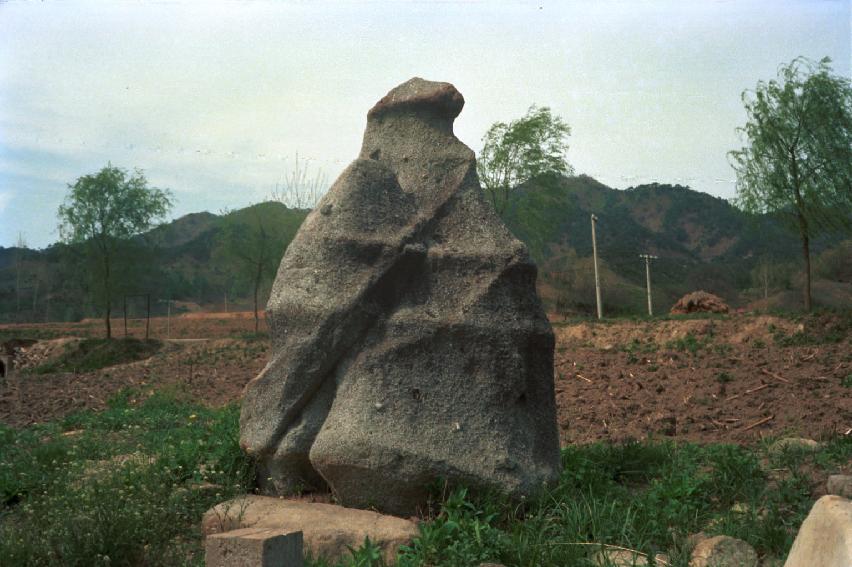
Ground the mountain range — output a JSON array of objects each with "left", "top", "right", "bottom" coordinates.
[{"left": 1, "top": 176, "right": 847, "bottom": 323}]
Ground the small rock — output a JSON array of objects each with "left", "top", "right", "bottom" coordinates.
[
  {"left": 686, "top": 532, "right": 708, "bottom": 548},
  {"left": 827, "top": 475, "right": 852, "bottom": 498},
  {"left": 689, "top": 535, "right": 758, "bottom": 567},
  {"left": 784, "top": 495, "right": 852, "bottom": 567},
  {"left": 203, "top": 496, "right": 418, "bottom": 565},
  {"left": 205, "top": 527, "right": 303, "bottom": 567},
  {"left": 769, "top": 438, "right": 820, "bottom": 454},
  {"left": 593, "top": 549, "right": 648, "bottom": 566}
]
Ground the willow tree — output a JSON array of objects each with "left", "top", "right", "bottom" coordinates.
[
  {"left": 478, "top": 105, "right": 573, "bottom": 215},
  {"left": 730, "top": 57, "right": 852, "bottom": 311},
  {"left": 58, "top": 165, "right": 173, "bottom": 338}
]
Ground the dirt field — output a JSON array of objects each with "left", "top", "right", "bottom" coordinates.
[{"left": 1, "top": 312, "right": 850, "bottom": 446}]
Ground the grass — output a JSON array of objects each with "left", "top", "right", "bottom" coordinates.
[
  {"left": 665, "top": 332, "right": 713, "bottom": 355},
  {"left": 1, "top": 392, "right": 849, "bottom": 566},
  {"left": 0, "top": 388, "right": 253, "bottom": 566},
  {"left": 0, "top": 328, "right": 64, "bottom": 343},
  {"left": 771, "top": 309, "right": 852, "bottom": 347},
  {"left": 32, "top": 338, "right": 163, "bottom": 374}
]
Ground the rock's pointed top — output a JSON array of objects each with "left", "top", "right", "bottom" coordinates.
[{"left": 367, "top": 77, "right": 464, "bottom": 121}]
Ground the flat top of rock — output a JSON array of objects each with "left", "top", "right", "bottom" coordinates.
[
  {"left": 203, "top": 495, "right": 419, "bottom": 536},
  {"left": 367, "top": 77, "right": 464, "bottom": 120}
]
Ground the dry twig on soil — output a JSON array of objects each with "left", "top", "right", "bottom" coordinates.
[
  {"left": 761, "top": 368, "right": 790, "bottom": 383},
  {"left": 743, "top": 414, "right": 774, "bottom": 431}
]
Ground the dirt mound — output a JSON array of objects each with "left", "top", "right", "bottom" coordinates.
[
  {"left": 12, "top": 338, "right": 82, "bottom": 371},
  {"left": 671, "top": 291, "right": 730, "bottom": 314}
]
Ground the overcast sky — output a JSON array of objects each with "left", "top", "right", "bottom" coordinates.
[{"left": 1, "top": 0, "right": 849, "bottom": 248}]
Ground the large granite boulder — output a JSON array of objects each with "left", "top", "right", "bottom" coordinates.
[{"left": 240, "top": 77, "right": 561, "bottom": 515}]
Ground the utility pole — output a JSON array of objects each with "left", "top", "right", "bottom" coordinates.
[
  {"left": 639, "top": 254, "right": 658, "bottom": 316},
  {"left": 591, "top": 214, "right": 603, "bottom": 320}
]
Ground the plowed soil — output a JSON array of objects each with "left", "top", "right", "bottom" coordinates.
[{"left": 1, "top": 312, "right": 850, "bottom": 446}]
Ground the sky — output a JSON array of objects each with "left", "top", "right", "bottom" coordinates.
[{"left": 0, "top": 0, "right": 849, "bottom": 249}]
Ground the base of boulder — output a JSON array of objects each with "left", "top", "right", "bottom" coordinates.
[
  {"left": 784, "top": 495, "right": 852, "bottom": 567},
  {"left": 202, "top": 496, "right": 419, "bottom": 565}
]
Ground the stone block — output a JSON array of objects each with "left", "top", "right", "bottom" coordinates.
[{"left": 205, "top": 527, "right": 303, "bottom": 567}]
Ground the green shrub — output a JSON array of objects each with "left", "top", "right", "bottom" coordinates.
[{"left": 33, "top": 338, "right": 163, "bottom": 374}]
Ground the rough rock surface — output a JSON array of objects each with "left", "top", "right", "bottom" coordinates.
[
  {"left": 239, "top": 77, "right": 561, "bottom": 515},
  {"left": 205, "top": 527, "right": 303, "bottom": 567},
  {"left": 783, "top": 495, "right": 852, "bottom": 567},
  {"left": 593, "top": 549, "right": 649, "bottom": 566},
  {"left": 769, "top": 437, "right": 820, "bottom": 455},
  {"left": 202, "top": 496, "right": 418, "bottom": 565},
  {"left": 670, "top": 291, "right": 730, "bottom": 315},
  {"left": 827, "top": 475, "right": 852, "bottom": 499},
  {"left": 689, "top": 535, "right": 758, "bottom": 567}
]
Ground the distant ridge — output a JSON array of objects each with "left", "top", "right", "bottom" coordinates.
[{"left": 0, "top": 177, "right": 846, "bottom": 322}]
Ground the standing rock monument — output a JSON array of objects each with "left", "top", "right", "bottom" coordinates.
[{"left": 240, "top": 77, "right": 561, "bottom": 516}]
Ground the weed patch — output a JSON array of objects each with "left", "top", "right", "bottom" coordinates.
[
  {"left": 2, "top": 394, "right": 848, "bottom": 567},
  {"left": 665, "top": 332, "right": 712, "bottom": 355},
  {"left": 0, "top": 390, "right": 253, "bottom": 566},
  {"left": 32, "top": 338, "right": 162, "bottom": 374}
]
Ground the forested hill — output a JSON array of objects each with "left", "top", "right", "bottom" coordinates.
[
  {"left": 502, "top": 175, "right": 839, "bottom": 314},
  {"left": 0, "top": 203, "right": 308, "bottom": 323},
  {"left": 0, "top": 176, "right": 846, "bottom": 323}
]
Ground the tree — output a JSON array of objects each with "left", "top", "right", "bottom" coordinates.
[
  {"left": 214, "top": 204, "right": 290, "bottom": 333},
  {"left": 478, "top": 105, "right": 573, "bottom": 215},
  {"left": 729, "top": 57, "right": 852, "bottom": 311},
  {"left": 14, "top": 232, "right": 27, "bottom": 321},
  {"left": 270, "top": 153, "right": 328, "bottom": 210},
  {"left": 58, "top": 164, "right": 173, "bottom": 338}
]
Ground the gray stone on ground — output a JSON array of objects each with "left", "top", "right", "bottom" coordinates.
[
  {"left": 205, "top": 527, "right": 303, "bottom": 567},
  {"left": 239, "top": 77, "right": 560, "bottom": 515},
  {"left": 783, "top": 495, "right": 852, "bottom": 567},
  {"left": 593, "top": 549, "right": 649, "bottom": 566},
  {"left": 827, "top": 475, "right": 852, "bottom": 498},
  {"left": 202, "top": 495, "right": 418, "bottom": 565},
  {"left": 689, "top": 535, "right": 758, "bottom": 567},
  {"left": 593, "top": 549, "right": 670, "bottom": 566},
  {"left": 769, "top": 437, "right": 820, "bottom": 454}
]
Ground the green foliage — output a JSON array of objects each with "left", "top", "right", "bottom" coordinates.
[
  {"left": 0, "top": 391, "right": 253, "bottom": 566},
  {"left": 771, "top": 310, "right": 852, "bottom": 346},
  {"left": 730, "top": 57, "right": 852, "bottom": 311},
  {"left": 213, "top": 203, "right": 302, "bottom": 331},
  {"left": 716, "top": 371, "right": 732, "bottom": 384},
  {"left": 56, "top": 165, "right": 173, "bottom": 337},
  {"left": 478, "top": 105, "right": 573, "bottom": 215},
  {"left": 665, "top": 332, "right": 712, "bottom": 355},
  {"left": 32, "top": 338, "right": 162, "bottom": 374},
  {"left": 4, "top": 396, "right": 849, "bottom": 566}
]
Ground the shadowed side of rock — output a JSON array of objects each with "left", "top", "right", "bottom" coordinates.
[{"left": 240, "top": 77, "right": 561, "bottom": 515}]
